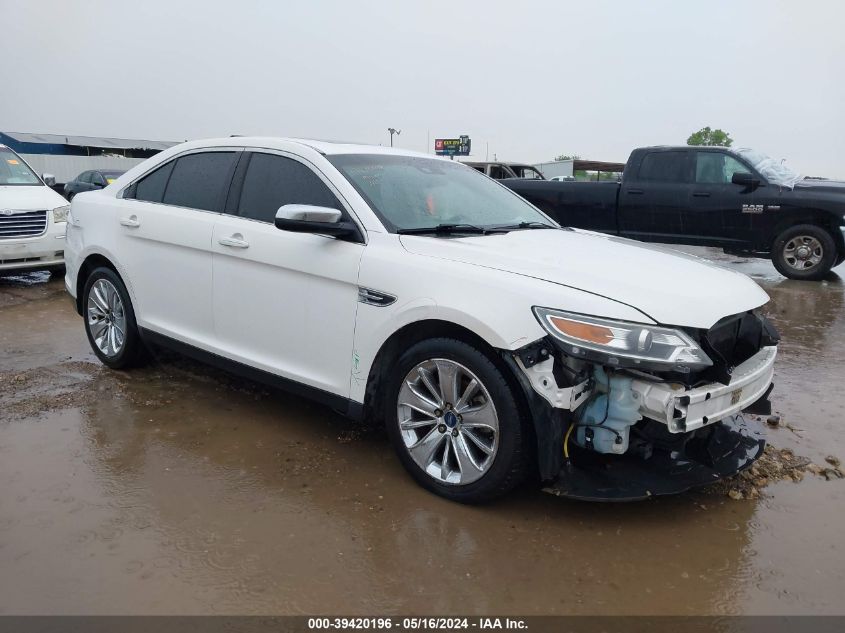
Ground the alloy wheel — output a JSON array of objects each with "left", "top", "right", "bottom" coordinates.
[
  {"left": 87, "top": 279, "right": 127, "bottom": 357},
  {"left": 397, "top": 358, "right": 499, "bottom": 485}
]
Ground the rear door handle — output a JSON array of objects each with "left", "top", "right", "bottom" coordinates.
[
  {"left": 218, "top": 234, "right": 249, "bottom": 249},
  {"left": 627, "top": 188, "right": 644, "bottom": 195},
  {"left": 692, "top": 191, "right": 711, "bottom": 198},
  {"left": 120, "top": 215, "right": 140, "bottom": 228}
]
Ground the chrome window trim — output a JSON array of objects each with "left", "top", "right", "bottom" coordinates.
[
  {"left": 117, "top": 146, "right": 245, "bottom": 202},
  {"left": 117, "top": 145, "right": 367, "bottom": 243}
]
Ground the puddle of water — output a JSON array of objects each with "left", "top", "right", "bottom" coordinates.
[{"left": 1, "top": 256, "right": 844, "bottom": 615}]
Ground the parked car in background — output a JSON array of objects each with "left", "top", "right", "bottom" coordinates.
[
  {"left": 0, "top": 144, "right": 69, "bottom": 274},
  {"left": 64, "top": 170, "right": 126, "bottom": 200},
  {"left": 65, "top": 137, "right": 778, "bottom": 503},
  {"left": 503, "top": 146, "right": 845, "bottom": 280},
  {"left": 463, "top": 161, "right": 546, "bottom": 180}
]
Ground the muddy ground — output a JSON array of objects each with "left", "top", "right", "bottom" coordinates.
[{"left": 1, "top": 250, "right": 843, "bottom": 615}]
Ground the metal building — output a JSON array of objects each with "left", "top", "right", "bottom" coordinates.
[{"left": 0, "top": 132, "right": 178, "bottom": 185}]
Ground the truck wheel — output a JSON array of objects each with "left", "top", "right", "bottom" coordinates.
[
  {"left": 385, "top": 338, "right": 527, "bottom": 503},
  {"left": 772, "top": 225, "right": 836, "bottom": 281},
  {"left": 82, "top": 267, "right": 148, "bottom": 369}
]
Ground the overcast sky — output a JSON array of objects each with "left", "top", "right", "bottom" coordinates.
[{"left": 2, "top": 0, "right": 843, "bottom": 176}]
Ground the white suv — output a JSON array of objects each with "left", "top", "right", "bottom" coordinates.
[
  {"left": 64, "top": 137, "right": 779, "bottom": 502},
  {"left": 0, "top": 145, "right": 69, "bottom": 274}
]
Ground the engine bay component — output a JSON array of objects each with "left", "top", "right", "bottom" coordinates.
[
  {"left": 574, "top": 368, "right": 642, "bottom": 454},
  {"left": 630, "top": 345, "right": 777, "bottom": 432}
]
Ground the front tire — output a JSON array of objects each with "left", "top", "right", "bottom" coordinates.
[
  {"left": 772, "top": 224, "right": 836, "bottom": 280},
  {"left": 385, "top": 338, "right": 527, "bottom": 503},
  {"left": 82, "top": 267, "right": 147, "bottom": 369}
]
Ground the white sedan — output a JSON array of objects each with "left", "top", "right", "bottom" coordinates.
[{"left": 64, "top": 137, "right": 778, "bottom": 502}]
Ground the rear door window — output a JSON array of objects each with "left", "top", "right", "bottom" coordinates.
[
  {"left": 489, "top": 165, "right": 509, "bottom": 179},
  {"left": 236, "top": 152, "right": 341, "bottom": 223},
  {"left": 637, "top": 151, "right": 689, "bottom": 183},
  {"left": 162, "top": 152, "right": 238, "bottom": 211}
]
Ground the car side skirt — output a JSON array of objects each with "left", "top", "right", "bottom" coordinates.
[{"left": 138, "top": 328, "right": 363, "bottom": 421}]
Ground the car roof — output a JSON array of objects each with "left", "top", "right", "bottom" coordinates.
[
  {"left": 183, "top": 136, "right": 443, "bottom": 160},
  {"left": 641, "top": 145, "right": 737, "bottom": 153},
  {"left": 462, "top": 161, "right": 534, "bottom": 167}
]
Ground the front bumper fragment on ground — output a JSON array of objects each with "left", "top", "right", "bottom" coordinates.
[{"left": 542, "top": 414, "right": 765, "bottom": 501}]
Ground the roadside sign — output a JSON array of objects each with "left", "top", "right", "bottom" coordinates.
[{"left": 435, "top": 135, "right": 471, "bottom": 156}]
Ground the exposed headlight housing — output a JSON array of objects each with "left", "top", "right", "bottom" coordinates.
[
  {"left": 533, "top": 307, "right": 712, "bottom": 371},
  {"left": 52, "top": 205, "right": 70, "bottom": 223}
]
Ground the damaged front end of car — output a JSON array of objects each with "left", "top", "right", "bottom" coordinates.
[{"left": 503, "top": 308, "right": 780, "bottom": 501}]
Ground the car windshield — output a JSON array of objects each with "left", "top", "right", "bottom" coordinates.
[
  {"left": 510, "top": 165, "right": 544, "bottom": 179},
  {"left": 101, "top": 171, "right": 125, "bottom": 183},
  {"left": 735, "top": 148, "right": 803, "bottom": 188},
  {"left": 328, "top": 154, "right": 556, "bottom": 233},
  {"left": 0, "top": 147, "right": 41, "bottom": 186}
]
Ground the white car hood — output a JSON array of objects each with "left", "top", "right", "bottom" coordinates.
[
  {"left": 0, "top": 184, "right": 67, "bottom": 210},
  {"left": 399, "top": 229, "right": 769, "bottom": 330}
]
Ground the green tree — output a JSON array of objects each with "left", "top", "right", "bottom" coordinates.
[
  {"left": 686, "top": 127, "right": 733, "bottom": 147},
  {"left": 555, "top": 154, "right": 581, "bottom": 161}
]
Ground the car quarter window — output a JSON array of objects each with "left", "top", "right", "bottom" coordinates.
[
  {"left": 161, "top": 151, "right": 238, "bottom": 211},
  {"left": 695, "top": 152, "right": 749, "bottom": 184},
  {"left": 132, "top": 160, "right": 176, "bottom": 203},
  {"left": 236, "top": 152, "right": 341, "bottom": 223},
  {"left": 637, "top": 151, "right": 689, "bottom": 183}
]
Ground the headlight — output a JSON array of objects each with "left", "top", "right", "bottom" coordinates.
[
  {"left": 52, "top": 205, "right": 70, "bottom": 223},
  {"left": 533, "top": 307, "right": 712, "bottom": 370}
]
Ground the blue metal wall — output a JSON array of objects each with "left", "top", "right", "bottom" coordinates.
[{"left": 0, "top": 133, "right": 87, "bottom": 156}]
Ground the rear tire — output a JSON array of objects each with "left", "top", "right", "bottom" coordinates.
[
  {"left": 385, "top": 337, "right": 527, "bottom": 503},
  {"left": 82, "top": 267, "right": 147, "bottom": 369},
  {"left": 771, "top": 224, "right": 836, "bottom": 281}
]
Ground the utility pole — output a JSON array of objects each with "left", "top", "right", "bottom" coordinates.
[{"left": 388, "top": 127, "right": 401, "bottom": 147}]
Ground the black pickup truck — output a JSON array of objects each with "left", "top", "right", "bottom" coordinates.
[{"left": 504, "top": 146, "right": 845, "bottom": 280}]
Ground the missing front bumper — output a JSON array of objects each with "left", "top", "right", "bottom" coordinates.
[{"left": 542, "top": 414, "right": 765, "bottom": 501}]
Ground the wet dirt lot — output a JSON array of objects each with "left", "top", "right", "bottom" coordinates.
[{"left": 1, "top": 251, "right": 843, "bottom": 616}]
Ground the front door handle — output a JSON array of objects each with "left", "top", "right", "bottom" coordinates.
[
  {"left": 626, "top": 188, "right": 644, "bottom": 195},
  {"left": 120, "top": 215, "right": 140, "bottom": 228},
  {"left": 218, "top": 234, "right": 249, "bottom": 249},
  {"left": 692, "top": 191, "right": 711, "bottom": 198}
]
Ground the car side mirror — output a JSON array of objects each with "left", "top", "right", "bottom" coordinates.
[
  {"left": 731, "top": 172, "right": 760, "bottom": 189},
  {"left": 274, "top": 204, "right": 359, "bottom": 239},
  {"left": 42, "top": 173, "right": 56, "bottom": 187}
]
